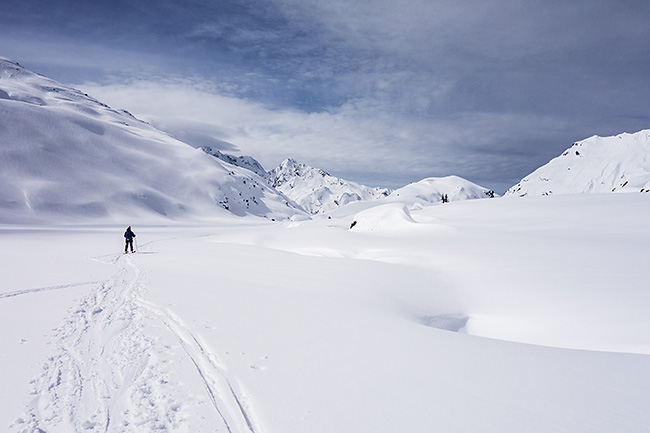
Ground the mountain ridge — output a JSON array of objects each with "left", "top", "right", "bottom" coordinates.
[
  {"left": 267, "top": 158, "right": 392, "bottom": 214},
  {"left": 506, "top": 130, "right": 650, "bottom": 197},
  {"left": 2, "top": 57, "right": 517, "bottom": 224},
  {"left": 205, "top": 152, "right": 498, "bottom": 215},
  {"left": 0, "top": 57, "right": 303, "bottom": 223}
]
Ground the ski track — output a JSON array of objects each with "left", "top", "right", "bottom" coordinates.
[
  {"left": 0, "top": 281, "right": 102, "bottom": 300},
  {"left": 136, "top": 300, "right": 260, "bottom": 433},
  {"left": 11, "top": 253, "right": 260, "bottom": 433}
]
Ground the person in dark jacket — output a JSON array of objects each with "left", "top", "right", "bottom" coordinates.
[{"left": 124, "top": 226, "right": 136, "bottom": 253}]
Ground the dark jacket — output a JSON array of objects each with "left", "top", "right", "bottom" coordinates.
[{"left": 124, "top": 229, "right": 136, "bottom": 240}]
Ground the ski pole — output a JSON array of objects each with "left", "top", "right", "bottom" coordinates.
[{"left": 135, "top": 236, "right": 139, "bottom": 252}]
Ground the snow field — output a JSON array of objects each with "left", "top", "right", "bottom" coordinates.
[
  {"left": 133, "top": 211, "right": 650, "bottom": 433},
  {"left": 2, "top": 193, "right": 650, "bottom": 432},
  {"left": 3, "top": 226, "right": 262, "bottom": 432}
]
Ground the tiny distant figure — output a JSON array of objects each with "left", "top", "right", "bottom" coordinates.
[{"left": 124, "top": 226, "right": 136, "bottom": 253}]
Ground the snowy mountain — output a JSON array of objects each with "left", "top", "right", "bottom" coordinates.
[
  {"left": 0, "top": 57, "right": 495, "bottom": 224},
  {"left": 0, "top": 58, "right": 302, "bottom": 223},
  {"left": 200, "top": 146, "right": 269, "bottom": 179},
  {"left": 199, "top": 147, "right": 496, "bottom": 215},
  {"left": 267, "top": 158, "right": 392, "bottom": 214},
  {"left": 343, "top": 175, "right": 496, "bottom": 231},
  {"left": 199, "top": 150, "right": 392, "bottom": 215},
  {"left": 506, "top": 129, "right": 650, "bottom": 197},
  {"left": 387, "top": 175, "right": 496, "bottom": 204}
]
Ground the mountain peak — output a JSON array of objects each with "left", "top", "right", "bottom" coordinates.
[
  {"left": 268, "top": 159, "right": 390, "bottom": 214},
  {"left": 275, "top": 158, "right": 329, "bottom": 179},
  {"left": 281, "top": 157, "right": 298, "bottom": 166}
]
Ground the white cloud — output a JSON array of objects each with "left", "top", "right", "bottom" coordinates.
[
  {"left": 3, "top": 0, "right": 650, "bottom": 194},
  {"left": 77, "top": 77, "right": 421, "bottom": 172},
  {"left": 77, "top": 76, "right": 573, "bottom": 191}
]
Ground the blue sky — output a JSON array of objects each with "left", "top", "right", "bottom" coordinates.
[{"left": 2, "top": 0, "right": 649, "bottom": 191}]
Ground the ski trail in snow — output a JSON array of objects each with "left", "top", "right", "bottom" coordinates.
[
  {"left": 136, "top": 299, "right": 261, "bottom": 433},
  {"left": 12, "top": 253, "right": 262, "bottom": 433},
  {"left": 0, "top": 281, "right": 101, "bottom": 300},
  {"left": 11, "top": 254, "right": 183, "bottom": 432}
]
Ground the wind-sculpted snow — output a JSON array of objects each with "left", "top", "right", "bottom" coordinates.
[
  {"left": 506, "top": 129, "right": 650, "bottom": 196},
  {"left": 339, "top": 176, "right": 495, "bottom": 231},
  {"left": 0, "top": 58, "right": 302, "bottom": 223},
  {"left": 348, "top": 203, "right": 417, "bottom": 232}
]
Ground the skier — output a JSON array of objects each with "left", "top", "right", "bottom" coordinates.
[{"left": 124, "top": 226, "right": 136, "bottom": 253}]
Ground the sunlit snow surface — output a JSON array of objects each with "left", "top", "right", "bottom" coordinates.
[
  {"left": 2, "top": 193, "right": 649, "bottom": 433},
  {"left": 507, "top": 129, "right": 650, "bottom": 196},
  {"left": 0, "top": 57, "right": 302, "bottom": 224},
  {"left": 1, "top": 56, "right": 648, "bottom": 432}
]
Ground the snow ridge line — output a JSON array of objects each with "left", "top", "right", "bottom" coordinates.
[
  {"left": 11, "top": 255, "right": 185, "bottom": 433},
  {"left": 136, "top": 298, "right": 262, "bottom": 433},
  {"left": 0, "top": 281, "right": 102, "bottom": 299}
]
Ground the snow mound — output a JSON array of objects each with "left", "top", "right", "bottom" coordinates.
[
  {"left": 506, "top": 129, "right": 650, "bottom": 196},
  {"left": 324, "top": 174, "right": 496, "bottom": 225},
  {"left": 0, "top": 58, "right": 303, "bottom": 223},
  {"left": 349, "top": 203, "right": 417, "bottom": 232},
  {"left": 387, "top": 175, "right": 496, "bottom": 204}
]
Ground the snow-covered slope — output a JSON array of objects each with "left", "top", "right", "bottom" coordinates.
[
  {"left": 388, "top": 175, "right": 496, "bottom": 204},
  {"left": 200, "top": 146, "right": 269, "bottom": 179},
  {"left": 268, "top": 158, "right": 392, "bottom": 214},
  {"left": 344, "top": 175, "right": 496, "bottom": 231},
  {"left": 3, "top": 193, "right": 649, "bottom": 433},
  {"left": 200, "top": 150, "right": 495, "bottom": 216},
  {"left": 506, "top": 129, "right": 650, "bottom": 197},
  {"left": 0, "top": 58, "right": 302, "bottom": 223}
]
